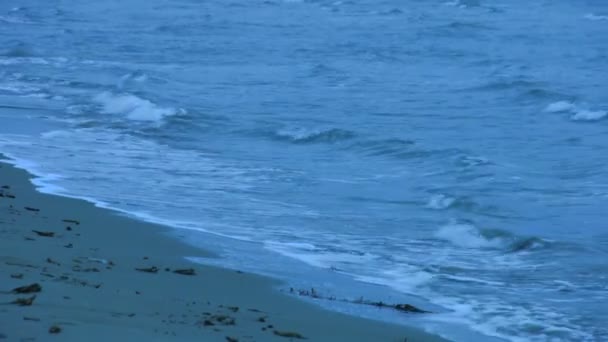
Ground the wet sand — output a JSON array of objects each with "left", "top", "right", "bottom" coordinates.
[{"left": 0, "top": 156, "right": 447, "bottom": 342}]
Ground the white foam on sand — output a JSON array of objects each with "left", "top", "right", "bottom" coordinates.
[
  {"left": 0, "top": 152, "right": 67, "bottom": 194},
  {"left": 264, "top": 240, "right": 379, "bottom": 270},
  {"left": 354, "top": 268, "right": 435, "bottom": 293},
  {"left": 93, "top": 92, "right": 185, "bottom": 123},
  {"left": 426, "top": 295, "right": 596, "bottom": 342}
]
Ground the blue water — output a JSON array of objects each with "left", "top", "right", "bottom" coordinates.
[{"left": 1, "top": 0, "right": 607, "bottom": 340}]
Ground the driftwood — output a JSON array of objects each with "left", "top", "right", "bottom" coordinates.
[
  {"left": 135, "top": 266, "right": 159, "bottom": 273},
  {"left": 289, "top": 287, "right": 430, "bottom": 314},
  {"left": 172, "top": 268, "right": 196, "bottom": 276},
  {"left": 32, "top": 230, "right": 54, "bottom": 237},
  {"left": 274, "top": 330, "right": 305, "bottom": 339},
  {"left": 62, "top": 219, "right": 80, "bottom": 225}
]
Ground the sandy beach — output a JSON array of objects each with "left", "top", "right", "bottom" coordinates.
[{"left": 0, "top": 156, "right": 446, "bottom": 342}]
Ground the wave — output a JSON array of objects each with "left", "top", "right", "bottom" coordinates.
[
  {"left": 508, "top": 236, "right": 550, "bottom": 253},
  {"left": 0, "top": 56, "right": 68, "bottom": 67},
  {"left": 426, "top": 194, "right": 457, "bottom": 210},
  {"left": 117, "top": 71, "right": 149, "bottom": 90},
  {"left": 92, "top": 92, "right": 186, "bottom": 123},
  {"left": 435, "top": 222, "right": 550, "bottom": 252},
  {"left": 473, "top": 79, "right": 544, "bottom": 92},
  {"left": 443, "top": 0, "right": 477, "bottom": 8},
  {"left": 1, "top": 42, "right": 35, "bottom": 58},
  {"left": 544, "top": 101, "right": 576, "bottom": 113},
  {"left": 0, "top": 14, "right": 32, "bottom": 24},
  {"left": 570, "top": 109, "right": 607, "bottom": 122},
  {"left": 544, "top": 101, "right": 607, "bottom": 122},
  {"left": 584, "top": 13, "right": 608, "bottom": 21},
  {"left": 273, "top": 127, "right": 356, "bottom": 144},
  {"left": 425, "top": 194, "right": 481, "bottom": 212},
  {"left": 0, "top": 83, "right": 42, "bottom": 95},
  {"left": 435, "top": 223, "right": 504, "bottom": 249},
  {"left": 444, "top": 21, "right": 493, "bottom": 31},
  {"left": 348, "top": 138, "right": 417, "bottom": 157}
]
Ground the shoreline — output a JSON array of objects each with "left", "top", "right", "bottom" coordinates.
[{"left": 0, "top": 155, "right": 447, "bottom": 341}]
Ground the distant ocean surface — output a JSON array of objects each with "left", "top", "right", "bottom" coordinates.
[{"left": 1, "top": 0, "right": 607, "bottom": 340}]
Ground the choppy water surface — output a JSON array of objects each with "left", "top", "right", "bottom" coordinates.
[{"left": 1, "top": 0, "right": 607, "bottom": 340}]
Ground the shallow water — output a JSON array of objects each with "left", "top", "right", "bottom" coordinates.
[{"left": 1, "top": 0, "right": 607, "bottom": 340}]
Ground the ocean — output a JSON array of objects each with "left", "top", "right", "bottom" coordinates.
[{"left": 1, "top": 0, "right": 607, "bottom": 340}]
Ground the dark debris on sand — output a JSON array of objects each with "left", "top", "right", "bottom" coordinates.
[
  {"left": 11, "top": 283, "right": 41, "bottom": 294},
  {"left": 49, "top": 325, "right": 61, "bottom": 334},
  {"left": 274, "top": 330, "right": 305, "bottom": 339},
  {"left": 11, "top": 296, "right": 36, "bottom": 306},
  {"left": 172, "top": 268, "right": 196, "bottom": 276},
  {"left": 290, "top": 287, "right": 430, "bottom": 314},
  {"left": 135, "top": 266, "right": 159, "bottom": 273}
]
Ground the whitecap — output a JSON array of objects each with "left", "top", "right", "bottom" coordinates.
[
  {"left": 426, "top": 194, "right": 456, "bottom": 210},
  {"left": 93, "top": 92, "right": 185, "bottom": 123},
  {"left": 544, "top": 101, "right": 576, "bottom": 113},
  {"left": 553, "top": 280, "right": 576, "bottom": 292},
  {"left": 570, "top": 109, "right": 607, "bottom": 121},
  {"left": 118, "top": 71, "right": 149, "bottom": 89},
  {"left": 275, "top": 127, "right": 355, "bottom": 144},
  {"left": 41, "top": 130, "right": 72, "bottom": 139},
  {"left": 584, "top": 13, "right": 608, "bottom": 21},
  {"left": 443, "top": 274, "right": 505, "bottom": 286},
  {"left": 0, "top": 15, "right": 30, "bottom": 24}
]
